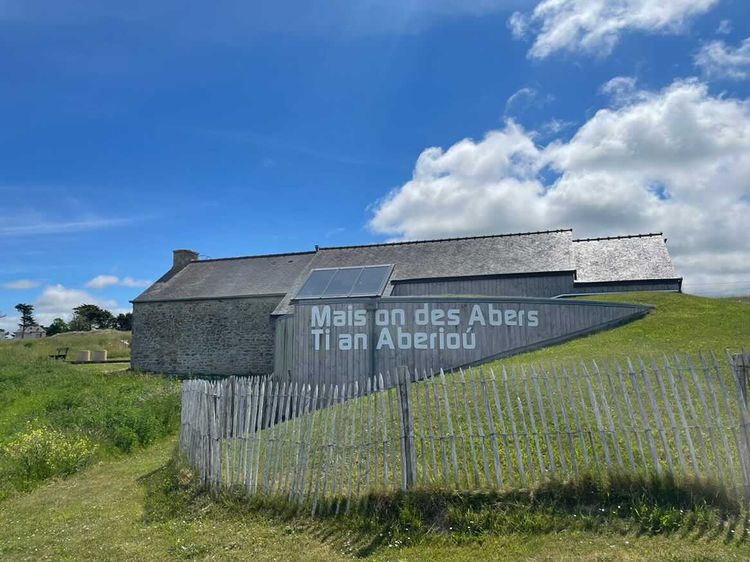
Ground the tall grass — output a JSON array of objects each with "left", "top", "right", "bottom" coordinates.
[{"left": 0, "top": 341, "right": 179, "bottom": 499}]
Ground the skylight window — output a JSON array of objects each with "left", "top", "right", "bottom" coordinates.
[{"left": 294, "top": 265, "right": 393, "bottom": 299}]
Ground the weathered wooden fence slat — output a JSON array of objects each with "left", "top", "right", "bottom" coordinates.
[
  {"left": 531, "top": 365, "right": 556, "bottom": 474},
  {"left": 480, "top": 369, "right": 503, "bottom": 488},
  {"left": 459, "top": 368, "right": 481, "bottom": 487},
  {"left": 489, "top": 368, "right": 514, "bottom": 484},
  {"left": 469, "top": 369, "right": 492, "bottom": 487},
  {"left": 592, "top": 361, "right": 622, "bottom": 470},
  {"left": 603, "top": 361, "right": 635, "bottom": 472},
  {"left": 503, "top": 366, "right": 527, "bottom": 485},
  {"left": 699, "top": 353, "right": 739, "bottom": 489},
  {"left": 450, "top": 370, "right": 472, "bottom": 488},
  {"left": 673, "top": 354, "right": 711, "bottom": 481},
  {"left": 440, "top": 369, "right": 461, "bottom": 487},
  {"left": 541, "top": 365, "right": 567, "bottom": 475},
  {"left": 428, "top": 369, "right": 450, "bottom": 487}
]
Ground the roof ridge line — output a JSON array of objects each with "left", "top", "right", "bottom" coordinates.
[
  {"left": 319, "top": 228, "right": 573, "bottom": 251},
  {"left": 196, "top": 250, "right": 316, "bottom": 263},
  {"left": 572, "top": 232, "right": 663, "bottom": 242}
]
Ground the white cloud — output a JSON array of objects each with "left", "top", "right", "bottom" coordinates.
[
  {"left": 717, "top": 19, "right": 732, "bottom": 35},
  {"left": 504, "top": 87, "right": 554, "bottom": 118},
  {"left": 36, "top": 284, "right": 119, "bottom": 314},
  {"left": 120, "top": 276, "right": 151, "bottom": 288},
  {"left": 0, "top": 216, "right": 137, "bottom": 237},
  {"left": 599, "top": 76, "right": 645, "bottom": 105},
  {"left": 85, "top": 275, "right": 119, "bottom": 289},
  {"left": 0, "top": 315, "right": 19, "bottom": 333},
  {"left": 507, "top": 10, "right": 528, "bottom": 39},
  {"left": 369, "top": 79, "right": 750, "bottom": 296},
  {"left": 695, "top": 37, "right": 750, "bottom": 80},
  {"left": 510, "top": 0, "right": 719, "bottom": 59},
  {"left": 34, "top": 284, "right": 125, "bottom": 326},
  {"left": 85, "top": 275, "right": 151, "bottom": 289},
  {"left": 1, "top": 279, "right": 40, "bottom": 290}
]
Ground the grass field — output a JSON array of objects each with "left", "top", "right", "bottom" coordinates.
[
  {"left": 2, "top": 437, "right": 750, "bottom": 561},
  {"left": 488, "top": 292, "right": 750, "bottom": 367},
  {"left": 1, "top": 292, "right": 749, "bottom": 560},
  {"left": 1, "top": 328, "right": 132, "bottom": 359},
  {"left": 0, "top": 333, "right": 179, "bottom": 500}
]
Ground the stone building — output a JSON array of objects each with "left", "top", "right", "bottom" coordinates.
[
  {"left": 14, "top": 324, "right": 46, "bottom": 339},
  {"left": 131, "top": 229, "right": 680, "bottom": 376}
]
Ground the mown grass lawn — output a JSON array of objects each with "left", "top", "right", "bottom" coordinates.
[{"left": 1, "top": 437, "right": 750, "bottom": 562}]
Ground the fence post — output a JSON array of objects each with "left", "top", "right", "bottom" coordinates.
[
  {"left": 729, "top": 352, "right": 750, "bottom": 494},
  {"left": 396, "top": 366, "right": 417, "bottom": 489},
  {"left": 732, "top": 353, "right": 750, "bottom": 406}
]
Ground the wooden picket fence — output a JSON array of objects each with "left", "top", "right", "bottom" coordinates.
[{"left": 179, "top": 351, "right": 750, "bottom": 513}]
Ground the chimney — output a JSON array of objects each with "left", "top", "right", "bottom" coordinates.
[{"left": 172, "top": 249, "right": 199, "bottom": 271}]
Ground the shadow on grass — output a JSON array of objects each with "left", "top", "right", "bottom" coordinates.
[{"left": 139, "top": 451, "right": 747, "bottom": 558}]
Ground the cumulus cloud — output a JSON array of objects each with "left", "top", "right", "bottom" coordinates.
[
  {"left": 369, "top": 79, "right": 750, "bottom": 296},
  {"left": 34, "top": 284, "right": 125, "bottom": 326},
  {"left": 36, "top": 284, "right": 119, "bottom": 314},
  {"left": 85, "top": 275, "right": 151, "bottom": 289},
  {"left": 1, "top": 279, "right": 40, "bottom": 290},
  {"left": 695, "top": 36, "right": 750, "bottom": 80},
  {"left": 510, "top": 0, "right": 719, "bottom": 59}
]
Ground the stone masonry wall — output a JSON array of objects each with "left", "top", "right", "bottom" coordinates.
[{"left": 131, "top": 296, "right": 282, "bottom": 375}]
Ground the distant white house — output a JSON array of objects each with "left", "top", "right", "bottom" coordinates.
[{"left": 14, "top": 325, "right": 46, "bottom": 339}]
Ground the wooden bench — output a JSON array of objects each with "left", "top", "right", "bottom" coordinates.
[{"left": 49, "top": 347, "right": 69, "bottom": 360}]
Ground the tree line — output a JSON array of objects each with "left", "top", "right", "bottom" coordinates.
[{"left": 9, "top": 303, "right": 132, "bottom": 337}]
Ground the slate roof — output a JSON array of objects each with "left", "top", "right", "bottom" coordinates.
[
  {"left": 572, "top": 233, "right": 677, "bottom": 283},
  {"left": 133, "top": 251, "right": 316, "bottom": 302},
  {"left": 271, "top": 230, "right": 574, "bottom": 314},
  {"left": 133, "top": 229, "right": 679, "bottom": 307}
]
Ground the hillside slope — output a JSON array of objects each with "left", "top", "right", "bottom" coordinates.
[{"left": 486, "top": 292, "right": 749, "bottom": 368}]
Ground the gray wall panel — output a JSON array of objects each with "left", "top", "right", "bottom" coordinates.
[
  {"left": 572, "top": 280, "right": 681, "bottom": 294},
  {"left": 391, "top": 273, "right": 575, "bottom": 298},
  {"left": 277, "top": 297, "right": 649, "bottom": 387}
]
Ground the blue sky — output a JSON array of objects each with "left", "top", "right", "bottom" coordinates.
[{"left": 1, "top": 0, "right": 749, "bottom": 331}]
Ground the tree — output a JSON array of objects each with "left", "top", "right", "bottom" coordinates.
[
  {"left": 71, "top": 304, "right": 115, "bottom": 331},
  {"left": 15, "top": 304, "right": 35, "bottom": 338},
  {"left": 45, "top": 318, "right": 70, "bottom": 337},
  {"left": 115, "top": 312, "right": 132, "bottom": 331}
]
